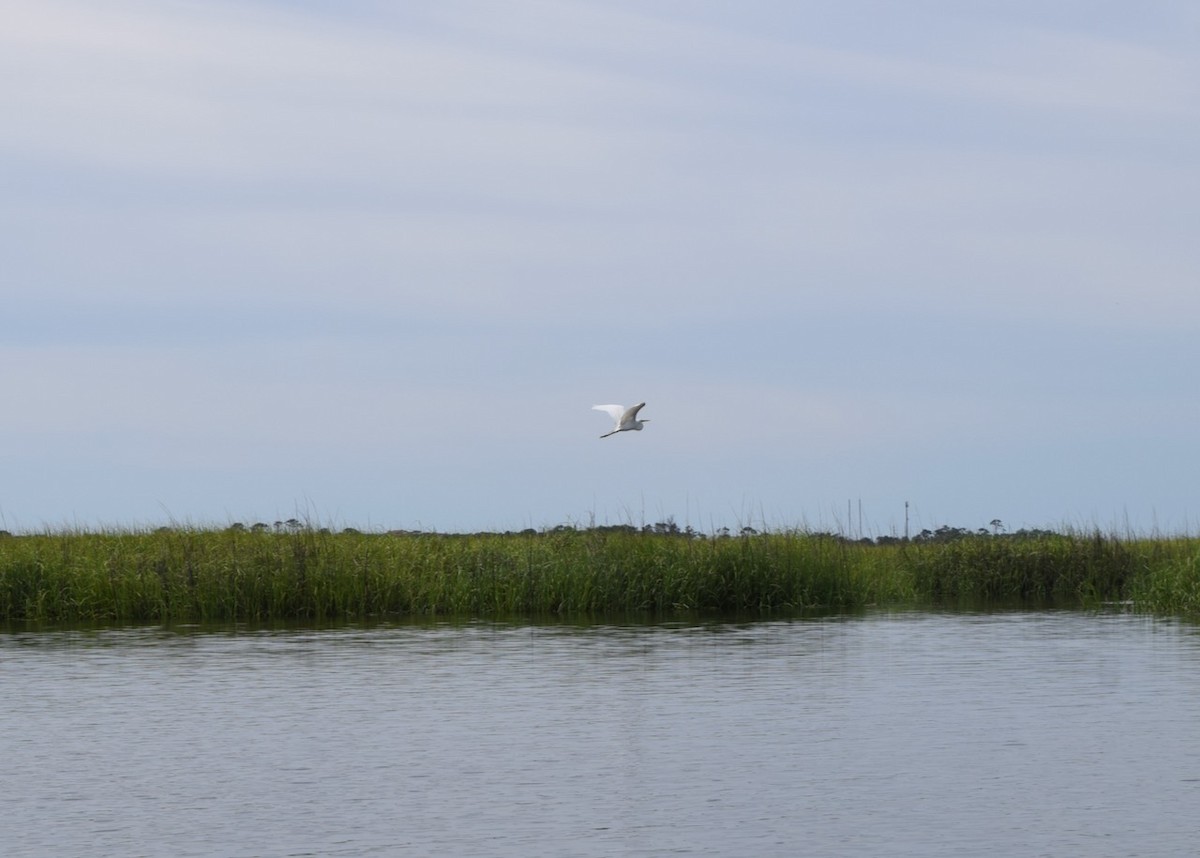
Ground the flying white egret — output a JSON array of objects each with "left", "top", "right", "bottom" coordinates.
[{"left": 593, "top": 402, "right": 650, "bottom": 438}]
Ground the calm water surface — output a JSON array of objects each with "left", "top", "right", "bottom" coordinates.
[{"left": 4, "top": 610, "right": 1200, "bottom": 857}]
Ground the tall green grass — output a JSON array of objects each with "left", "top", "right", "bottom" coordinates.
[
  {"left": 903, "top": 532, "right": 1149, "bottom": 601},
  {"left": 1127, "top": 551, "right": 1200, "bottom": 616},
  {"left": 1, "top": 527, "right": 1197, "bottom": 623}
]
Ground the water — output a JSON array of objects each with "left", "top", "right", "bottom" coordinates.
[{"left": 3, "top": 610, "right": 1200, "bottom": 857}]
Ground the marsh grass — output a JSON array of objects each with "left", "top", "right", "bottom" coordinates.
[
  {"left": 1, "top": 527, "right": 1197, "bottom": 623},
  {"left": 1128, "top": 552, "right": 1200, "bottom": 616},
  {"left": 902, "top": 532, "right": 1160, "bottom": 602}
]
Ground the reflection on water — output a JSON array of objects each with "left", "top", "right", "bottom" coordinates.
[{"left": 4, "top": 611, "right": 1200, "bottom": 857}]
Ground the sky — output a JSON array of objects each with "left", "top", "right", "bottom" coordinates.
[{"left": 2, "top": 0, "right": 1198, "bottom": 536}]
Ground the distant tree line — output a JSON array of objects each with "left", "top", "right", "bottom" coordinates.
[
  {"left": 0, "top": 518, "right": 1066, "bottom": 543},
  {"left": 206, "top": 516, "right": 1059, "bottom": 544}
]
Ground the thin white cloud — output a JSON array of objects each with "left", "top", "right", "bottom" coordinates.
[
  {"left": 6, "top": 0, "right": 1194, "bottom": 184},
  {"left": 1, "top": 0, "right": 691, "bottom": 177}
]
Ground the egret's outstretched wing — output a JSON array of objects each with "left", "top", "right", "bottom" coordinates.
[
  {"left": 622, "top": 402, "right": 646, "bottom": 423},
  {"left": 592, "top": 404, "right": 626, "bottom": 422}
]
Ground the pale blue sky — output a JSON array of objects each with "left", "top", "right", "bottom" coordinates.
[{"left": 3, "top": 1, "right": 1198, "bottom": 534}]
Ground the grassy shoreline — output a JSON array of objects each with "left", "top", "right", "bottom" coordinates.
[{"left": 1, "top": 527, "right": 1198, "bottom": 624}]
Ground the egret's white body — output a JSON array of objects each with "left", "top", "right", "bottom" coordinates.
[{"left": 593, "top": 402, "right": 649, "bottom": 438}]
